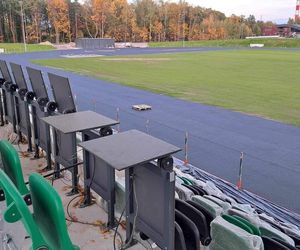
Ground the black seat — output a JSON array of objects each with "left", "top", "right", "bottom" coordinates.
[
  {"left": 259, "top": 216, "right": 285, "bottom": 233},
  {"left": 175, "top": 199, "right": 211, "bottom": 246},
  {"left": 175, "top": 210, "right": 200, "bottom": 250},
  {"left": 186, "top": 200, "right": 214, "bottom": 228},
  {"left": 175, "top": 222, "right": 187, "bottom": 250},
  {"left": 211, "top": 194, "right": 228, "bottom": 203},
  {"left": 271, "top": 238, "right": 299, "bottom": 250},
  {"left": 182, "top": 183, "right": 200, "bottom": 195},
  {"left": 286, "top": 234, "right": 300, "bottom": 246},
  {"left": 192, "top": 185, "right": 208, "bottom": 196},
  {"left": 262, "top": 236, "right": 291, "bottom": 250}
]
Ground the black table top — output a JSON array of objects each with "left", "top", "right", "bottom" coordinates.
[
  {"left": 42, "top": 110, "right": 119, "bottom": 134},
  {"left": 79, "top": 129, "right": 181, "bottom": 171}
]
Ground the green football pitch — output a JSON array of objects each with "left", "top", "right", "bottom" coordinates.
[
  {"left": 0, "top": 43, "right": 54, "bottom": 53},
  {"left": 32, "top": 50, "right": 300, "bottom": 126}
]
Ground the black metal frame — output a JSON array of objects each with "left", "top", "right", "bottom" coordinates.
[
  {"left": 10, "top": 63, "right": 32, "bottom": 151},
  {"left": 79, "top": 130, "right": 180, "bottom": 247},
  {"left": 0, "top": 60, "right": 17, "bottom": 132},
  {"left": 47, "top": 73, "right": 78, "bottom": 195},
  {"left": 81, "top": 135, "right": 116, "bottom": 228},
  {"left": 125, "top": 161, "right": 176, "bottom": 250},
  {"left": 26, "top": 67, "right": 52, "bottom": 169},
  {"left": 80, "top": 130, "right": 115, "bottom": 218}
]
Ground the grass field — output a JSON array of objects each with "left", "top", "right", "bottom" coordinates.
[
  {"left": 0, "top": 43, "right": 55, "bottom": 53},
  {"left": 150, "top": 39, "right": 300, "bottom": 48},
  {"left": 32, "top": 50, "right": 300, "bottom": 126}
]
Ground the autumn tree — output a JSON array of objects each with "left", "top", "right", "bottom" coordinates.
[
  {"left": 0, "top": 0, "right": 275, "bottom": 44},
  {"left": 107, "top": 0, "right": 130, "bottom": 41},
  {"left": 90, "top": 0, "right": 112, "bottom": 38},
  {"left": 47, "top": 0, "right": 70, "bottom": 43},
  {"left": 24, "top": 0, "right": 48, "bottom": 43}
]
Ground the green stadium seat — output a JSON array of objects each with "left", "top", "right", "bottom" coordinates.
[
  {"left": 192, "top": 195, "right": 223, "bottom": 218},
  {"left": 231, "top": 215, "right": 261, "bottom": 236},
  {"left": 210, "top": 216, "right": 264, "bottom": 250},
  {"left": 0, "top": 168, "right": 48, "bottom": 249},
  {"left": 227, "top": 208, "right": 261, "bottom": 226},
  {"left": 260, "top": 221, "right": 295, "bottom": 247},
  {"left": 0, "top": 169, "right": 79, "bottom": 250},
  {"left": 222, "top": 214, "right": 254, "bottom": 235},
  {"left": 178, "top": 176, "right": 194, "bottom": 185},
  {"left": 29, "top": 173, "right": 80, "bottom": 250},
  {"left": 0, "top": 140, "right": 30, "bottom": 204},
  {"left": 203, "top": 195, "right": 231, "bottom": 211}
]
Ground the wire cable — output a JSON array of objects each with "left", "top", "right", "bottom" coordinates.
[
  {"left": 113, "top": 173, "right": 135, "bottom": 250},
  {"left": 113, "top": 204, "right": 126, "bottom": 250},
  {"left": 120, "top": 177, "right": 139, "bottom": 250}
]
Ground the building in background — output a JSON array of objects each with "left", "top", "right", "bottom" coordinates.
[
  {"left": 262, "top": 25, "right": 278, "bottom": 36},
  {"left": 277, "top": 24, "right": 300, "bottom": 37}
]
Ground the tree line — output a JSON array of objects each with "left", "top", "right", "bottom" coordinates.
[{"left": 0, "top": 0, "right": 276, "bottom": 44}]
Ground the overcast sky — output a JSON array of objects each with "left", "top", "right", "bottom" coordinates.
[{"left": 179, "top": 0, "right": 295, "bottom": 22}]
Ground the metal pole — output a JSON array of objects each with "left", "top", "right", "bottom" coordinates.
[
  {"left": 19, "top": 1, "right": 27, "bottom": 52},
  {"left": 237, "top": 152, "right": 244, "bottom": 190},
  {"left": 146, "top": 119, "right": 150, "bottom": 134},
  {"left": 74, "top": 93, "right": 78, "bottom": 111},
  {"left": 116, "top": 107, "right": 120, "bottom": 132},
  {"left": 184, "top": 131, "right": 188, "bottom": 166}
]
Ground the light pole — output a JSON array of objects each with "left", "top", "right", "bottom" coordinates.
[{"left": 19, "top": 1, "right": 27, "bottom": 52}]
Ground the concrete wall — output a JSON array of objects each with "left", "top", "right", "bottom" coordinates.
[{"left": 75, "top": 38, "right": 115, "bottom": 49}]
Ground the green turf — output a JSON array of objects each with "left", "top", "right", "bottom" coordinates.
[
  {"left": 32, "top": 50, "right": 300, "bottom": 126},
  {"left": 0, "top": 43, "right": 55, "bottom": 53},
  {"left": 150, "top": 39, "right": 300, "bottom": 48}
]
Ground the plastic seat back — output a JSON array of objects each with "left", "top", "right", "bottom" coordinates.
[
  {"left": 260, "top": 221, "right": 295, "bottom": 246},
  {"left": 182, "top": 183, "right": 200, "bottom": 195},
  {"left": 231, "top": 215, "right": 261, "bottom": 236},
  {"left": 175, "top": 209, "right": 200, "bottom": 250},
  {"left": 186, "top": 200, "right": 214, "bottom": 227},
  {"left": 175, "top": 222, "right": 187, "bottom": 250},
  {"left": 271, "top": 238, "right": 299, "bottom": 250},
  {"left": 262, "top": 236, "right": 291, "bottom": 250},
  {"left": 204, "top": 195, "right": 231, "bottom": 211},
  {"left": 192, "top": 185, "right": 208, "bottom": 196},
  {"left": 210, "top": 216, "right": 264, "bottom": 250},
  {"left": 222, "top": 214, "right": 254, "bottom": 234},
  {"left": 0, "top": 140, "right": 29, "bottom": 197},
  {"left": 0, "top": 169, "right": 47, "bottom": 249},
  {"left": 29, "top": 173, "right": 79, "bottom": 250},
  {"left": 227, "top": 208, "right": 261, "bottom": 226},
  {"left": 192, "top": 195, "right": 223, "bottom": 218},
  {"left": 175, "top": 199, "right": 211, "bottom": 246}
]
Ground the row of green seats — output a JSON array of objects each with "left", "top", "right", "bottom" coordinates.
[
  {"left": 0, "top": 140, "right": 79, "bottom": 250},
  {"left": 191, "top": 194, "right": 296, "bottom": 249},
  {"left": 0, "top": 140, "right": 30, "bottom": 203}
]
